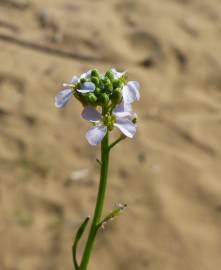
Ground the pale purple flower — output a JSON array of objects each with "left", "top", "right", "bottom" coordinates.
[
  {"left": 81, "top": 102, "right": 137, "bottom": 146},
  {"left": 111, "top": 68, "right": 127, "bottom": 79},
  {"left": 54, "top": 70, "right": 95, "bottom": 108},
  {"left": 111, "top": 68, "right": 140, "bottom": 104},
  {"left": 76, "top": 82, "right": 95, "bottom": 93},
  {"left": 55, "top": 89, "right": 73, "bottom": 108},
  {"left": 122, "top": 81, "right": 140, "bottom": 104}
]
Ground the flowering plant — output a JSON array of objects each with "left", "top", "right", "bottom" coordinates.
[{"left": 55, "top": 68, "right": 140, "bottom": 269}]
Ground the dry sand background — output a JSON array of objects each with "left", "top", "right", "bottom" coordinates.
[{"left": 0, "top": 0, "right": 221, "bottom": 269}]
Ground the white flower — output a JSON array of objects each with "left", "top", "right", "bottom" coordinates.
[{"left": 81, "top": 102, "right": 137, "bottom": 146}]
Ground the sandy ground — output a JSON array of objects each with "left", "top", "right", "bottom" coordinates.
[{"left": 0, "top": 0, "right": 221, "bottom": 269}]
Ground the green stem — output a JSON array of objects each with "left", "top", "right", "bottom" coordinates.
[
  {"left": 79, "top": 132, "right": 110, "bottom": 270},
  {"left": 109, "top": 135, "right": 126, "bottom": 150}
]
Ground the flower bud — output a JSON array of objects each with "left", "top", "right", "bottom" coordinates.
[
  {"left": 106, "top": 83, "right": 113, "bottom": 93},
  {"left": 91, "top": 76, "right": 100, "bottom": 86},
  {"left": 91, "top": 69, "right": 100, "bottom": 78},
  {"left": 99, "top": 80, "right": 105, "bottom": 91},
  {"left": 113, "top": 79, "right": 124, "bottom": 89},
  {"left": 80, "top": 78, "right": 87, "bottom": 84},
  {"left": 88, "top": 93, "right": 97, "bottom": 104},
  {"left": 99, "top": 93, "right": 109, "bottom": 105},
  {"left": 111, "top": 88, "right": 122, "bottom": 102},
  {"left": 105, "top": 70, "right": 114, "bottom": 82},
  {"left": 95, "top": 87, "right": 102, "bottom": 95},
  {"left": 104, "top": 77, "right": 111, "bottom": 85}
]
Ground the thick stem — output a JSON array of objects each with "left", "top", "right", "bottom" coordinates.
[{"left": 79, "top": 132, "right": 110, "bottom": 270}]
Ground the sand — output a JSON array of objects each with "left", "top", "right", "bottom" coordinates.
[{"left": 0, "top": 0, "right": 221, "bottom": 269}]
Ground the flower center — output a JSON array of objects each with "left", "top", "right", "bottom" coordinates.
[{"left": 102, "top": 113, "right": 116, "bottom": 131}]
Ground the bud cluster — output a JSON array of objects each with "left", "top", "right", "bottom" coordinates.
[{"left": 74, "top": 69, "right": 127, "bottom": 108}]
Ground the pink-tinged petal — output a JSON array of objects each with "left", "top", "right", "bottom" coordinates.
[
  {"left": 114, "top": 118, "right": 136, "bottom": 138},
  {"left": 55, "top": 89, "right": 72, "bottom": 108},
  {"left": 113, "top": 101, "right": 132, "bottom": 118},
  {"left": 122, "top": 81, "right": 140, "bottom": 103},
  {"left": 111, "top": 68, "right": 127, "bottom": 79},
  {"left": 77, "top": 82, "right": 95, "bottom": 93},
  {"left": 85, "top": 125, "right": 107, "bottom": 146},
  {"left": 81, "top": 106, "right": 101, "bottom": 122}
]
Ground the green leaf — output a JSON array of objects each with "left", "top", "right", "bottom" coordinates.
[
  {"left": 97, "top": 203, "right": 127, "bottom": 229},
  {"left": 72, "top": 216, "right": 90, "bottom": 270}
]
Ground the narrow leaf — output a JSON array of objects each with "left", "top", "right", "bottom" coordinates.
[{"left": 72, "top": 216, "right": 90, "bottom": 270}]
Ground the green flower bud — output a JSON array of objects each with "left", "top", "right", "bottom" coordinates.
[
  {"left": 99, "top": 80, "right": 105, "bottom": 91},
  {"left": 80, "top": 78, "right": 87, "bottom": 84},
  {"left": 99, "top": 93, "right": 109, "bottom": 105},
  {"left": 106, "top": 83, "right": 113, "bottom": 93},
  {"left": 105, "top": 70, "right": 114, "bottom": 82},
  {"left": 88, "top": 93, "right": 97, "bottom": 104},
  {"left": 113, "top": 79, "right": 124, "bottom": 89},
  {"left": 112, "top": 88, "right": 122, "bottom": 102},
  {"left": 104, "top": 77, "right": 111, "bottom": 85},
  {"left": 91, "top": 76, "right": 100, "bottom": 86},
  {"left": 91, "top": 69, "right": 100, "bottom": 78},
  {"left": 95, "top": 87, "right": 102, "bottom": 95}
]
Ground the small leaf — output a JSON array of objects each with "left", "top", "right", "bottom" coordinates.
[
  {"left": 72, "top": 216, "right": 90, "bottom": 270},
  {"left": 97, "top": 203, "right": 127, "bottom": 229}
]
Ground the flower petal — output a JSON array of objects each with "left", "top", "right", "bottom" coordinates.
[
  {"left": 71, "top": 75, "right": 79, "bottom": 84},
  {"left": 111, "top": 68, "right": 127, "bottom": 79},
  {"left": 80, "top": 70, "right": 92, "bottom": 79},
  {"left": 55, "top": 89, "right": 72, "bottom": 108},
  {"left": 81, "top": 106, "right": 101, "bottom": 122},
  {"left": 85, "top": 125, "right": 107, "bottom": 146},
  {"left": 77, "top": 82, "right": 96, "bottom": 93},
  {"left": 114, "top": 118, "right": 136, "bottom": 138},
  {"left": 113, "top": 101, "right": 132, "bottom": 118},
  {"left": 122, "top": 81, "right": 140, "bottom": 103}
]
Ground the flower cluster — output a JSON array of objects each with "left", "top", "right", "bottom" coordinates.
[{"left": 55, "top": 68, "right": 140, "bottom": 145}]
